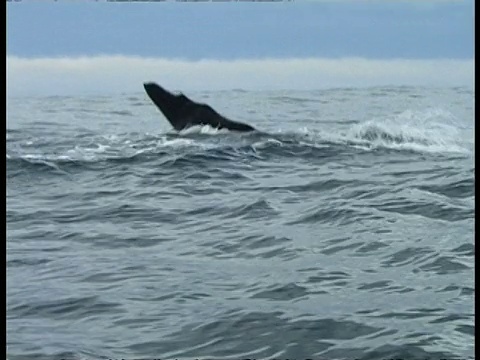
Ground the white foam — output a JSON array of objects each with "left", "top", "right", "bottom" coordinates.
[
  {"left": 85, "top": 143, "right": 110, "bottom": 153},
  {"left": 22, "top": 154, "right": 46, "bottom": 160},
  {"left": 252, "top": 138, "right": 283, "bottom": 150},
  {"left": 179, "top": 124, "right": 231, "bottom": 136},
  {"left": 161, "top": 138, "right": 197, "bottom": 147},
  {"left": 312, "top": 108, "right": 472, "bottom": 155}
]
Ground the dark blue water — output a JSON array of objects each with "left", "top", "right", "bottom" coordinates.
[{"left": 7, "top": 86, "right": 474, "bottom": 360}]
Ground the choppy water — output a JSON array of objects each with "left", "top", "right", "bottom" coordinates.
[{"left": 7, "top": 86, "right": 474, "bottom": 360}]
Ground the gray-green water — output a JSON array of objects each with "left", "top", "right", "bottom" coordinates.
[{"left": 7, "top": 86, "right": 474, "bottom": 360}]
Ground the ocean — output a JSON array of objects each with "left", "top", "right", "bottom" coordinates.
[{"left": 6, "top": 86, "right": 475, "bottom": 360}]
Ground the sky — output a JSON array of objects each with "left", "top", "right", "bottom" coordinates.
[{"left": 6, "top": 0, "right": 475, "bottom": 96}]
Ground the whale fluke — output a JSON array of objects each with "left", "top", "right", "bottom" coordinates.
[{"left": 143, "top": 82, "right": 256, "bottom": 132}]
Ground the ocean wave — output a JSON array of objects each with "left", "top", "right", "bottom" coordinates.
[{"left": 6, "top": 111, "right": 471, "bottom": 173}]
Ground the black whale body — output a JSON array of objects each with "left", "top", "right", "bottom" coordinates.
[{"left": 143, "top": 82, "right": 256, "bottom": 132}]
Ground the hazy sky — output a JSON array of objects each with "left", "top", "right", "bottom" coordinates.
[{"left": 6, "top": 0, "right": 474, "bottom": 96}]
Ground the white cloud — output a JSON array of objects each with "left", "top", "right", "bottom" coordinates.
[{"left": 6, "top": 55, "right": 474, "bottom": 96}]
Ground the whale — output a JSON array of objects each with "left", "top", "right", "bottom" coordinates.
[{"left": 143, "top": 82, "right": 256, "bottom": 132}]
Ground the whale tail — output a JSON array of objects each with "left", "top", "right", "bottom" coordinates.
[{"left": 143, "top": 82, "right": 256, "bottom": 132}]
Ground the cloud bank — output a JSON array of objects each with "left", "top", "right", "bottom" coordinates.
[{"left": 7, "top": 55, "right": 474, "bottom": 96}]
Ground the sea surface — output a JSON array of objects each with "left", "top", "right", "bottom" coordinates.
[{"left": 7, "top": 86, "right": 475, "bottom": 360}]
